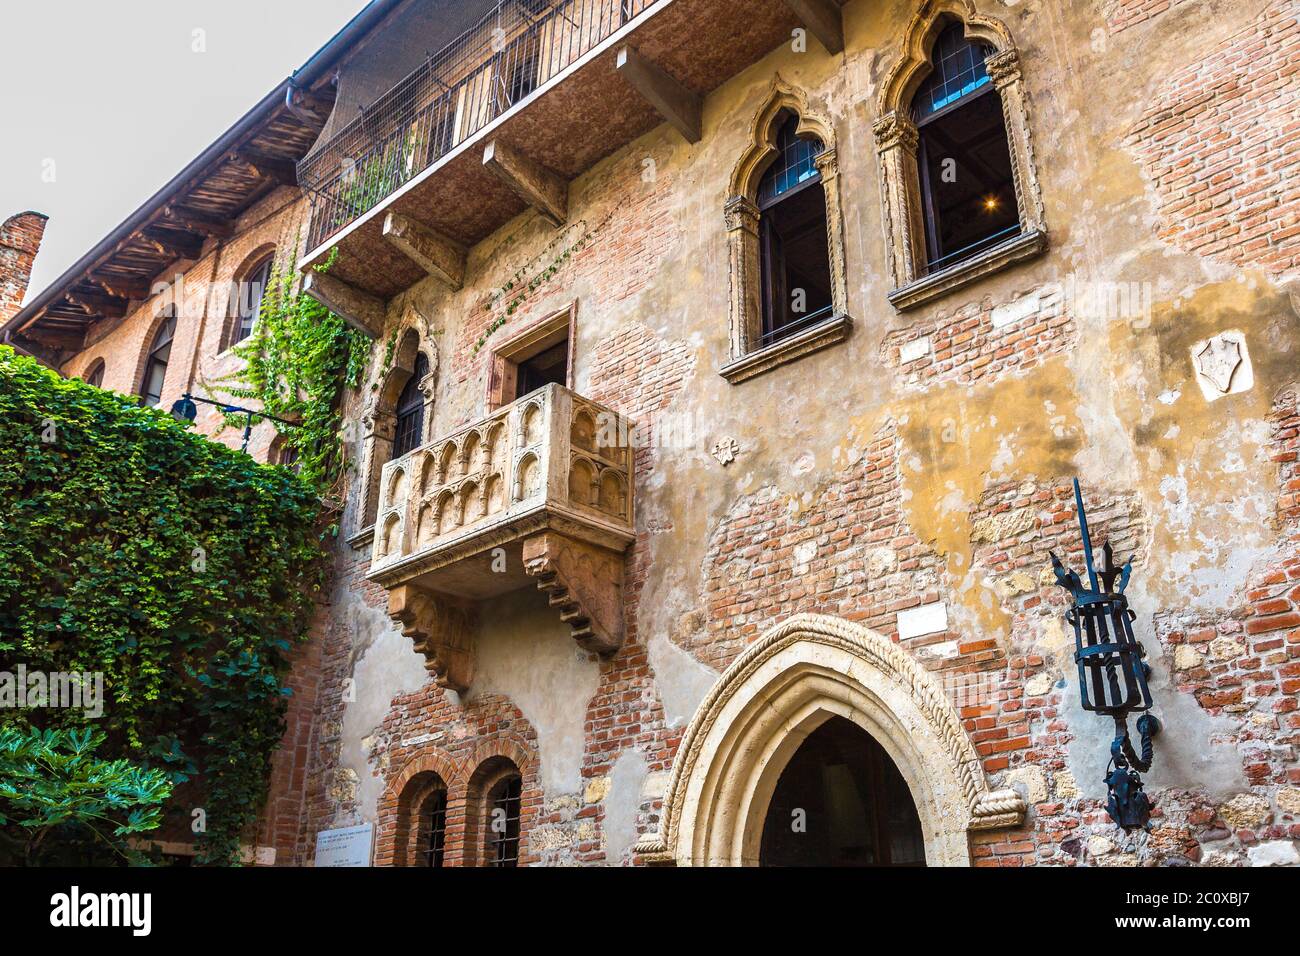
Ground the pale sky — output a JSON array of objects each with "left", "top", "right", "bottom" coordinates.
[{"left": 0, "top": 0, "right": 371, "bottom": 303}]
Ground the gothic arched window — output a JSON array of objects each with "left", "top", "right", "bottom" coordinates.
[
  {"left": 873, "top": 7, "right": 1047, "bottom": 310},
  {"left": 910, "top": 24, "right": 1019, "bottom": 273},
  {"left": 755, "top": 112, "right": 834, "bottom": 346},
  {"left": 391, "top": 351, "right": 429, "bottom": 459}
]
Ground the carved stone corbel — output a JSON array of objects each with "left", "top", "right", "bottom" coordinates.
[
  {"left": 387, "top": 584, "right": 476, "bottom": 693},
  {"left": 522, "top": 532, "right": 624, "bottom": 655}
]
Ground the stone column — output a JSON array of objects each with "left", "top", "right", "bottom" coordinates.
[
  {"left": 724, "top": 195, "right": 762, "bottom": 360},
  {"left": 986, "top": 49, "right": 1047, "bottom": 236},
  {"left": 873, "top": 111, "right": 926, "bottom": 290}
]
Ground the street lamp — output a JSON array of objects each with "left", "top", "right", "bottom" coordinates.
[
  {"left": 1050, "top": 479, "right": 1160, "bottom": 831},
  {"left": 169, "top": 392, "right": 300, "bottom": 454}
]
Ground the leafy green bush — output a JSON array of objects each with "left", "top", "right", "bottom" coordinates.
[
  {"left": 0, "top": 346, "right": 325, "bottom": 864},
  {"left": 217, "top": 246, "right": 370, "bottom": 496},
  {"left": 0, "top": 726, "right": 173, "bottom": 865}
]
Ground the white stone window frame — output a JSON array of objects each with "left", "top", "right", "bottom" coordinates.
[
  {"left": 874, "top": 1, "right": 1048, "bottom": 312},
  {"left": 719, "top": 76, "right": 853, "bottom": 385}
]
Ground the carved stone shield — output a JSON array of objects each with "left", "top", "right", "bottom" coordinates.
[{"left": 1195, "top": 336, "right": 1242, "bottom": 394}]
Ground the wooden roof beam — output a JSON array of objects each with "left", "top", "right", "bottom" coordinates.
[
  {"left": 382, "top": 213, "right": 466, "bottom": 290},
  {"left": 783, "top": 0, "right": 843, "bottom": 55},
  {"left": 91, "top": 276, "right": 153, "bottom": 302},
  {"left": 142, "top": 231, "right": 206, "bottom": 262},
  {"left": 162, "top": 205, "right": 235, "bottom": 240},
  {"left": 482, "top": 140, "right": 568, "bottom": 227},
  {"left": 64, "top": 290, "right": 129, "bottom": 320},
  {"left": 232, "top": 151, "right": 298, "bottom": 187},
  {"left": 615, "top": 46, "right": 702, "bottom": 144}
]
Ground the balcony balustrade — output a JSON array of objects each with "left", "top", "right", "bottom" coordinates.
[{"left": 368, "top": 383, "right": 635, "bottom": 692}]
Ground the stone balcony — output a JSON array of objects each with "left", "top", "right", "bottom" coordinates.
[{"left": 368, "top": 383, "right": 635, "bottom": 693}]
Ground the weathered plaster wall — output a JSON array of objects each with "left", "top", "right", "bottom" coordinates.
[
  {"left": 286, "top": 0, "right": 1299, "bottom": 867},
  {"left": 60, "top": 0, "right": 1297, "bottom": 866}
]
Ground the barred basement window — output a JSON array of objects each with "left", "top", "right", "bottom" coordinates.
[
  {"left": 139, "top": 311, "right": 176, "bottom": 407},
  {"left": 486, "top": 773, "right": 522, "bottom": 867},
  {"left": 391, "top": 351, "right": 429, "bottom": 458},
  {"left": 421, "top": 789, "right": 448, "bottom": 868}
]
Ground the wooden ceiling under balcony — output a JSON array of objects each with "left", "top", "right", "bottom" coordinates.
[{"left": 303, "top": 0, "right": 813, "bottom": 302}]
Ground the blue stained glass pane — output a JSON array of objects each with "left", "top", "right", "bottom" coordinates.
[
  {"left": 913, "top": 24, "right": 994, "bottom": 121},
  {"left": 757, "top": 113, "right": 824, "bottom": 206}
]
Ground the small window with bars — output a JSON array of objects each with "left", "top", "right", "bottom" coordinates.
[
  {"left": 486, "top": 774, "right": 522, "bottom": 867},
  {"left": 391, "top": 352, "right": 429, "bottom": 459},
  {"left": 422, "top": 789, "right": 448, "bottom": 868}
]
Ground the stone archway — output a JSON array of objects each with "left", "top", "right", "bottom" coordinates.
[{"left": 641, "top": 614, "right": 1024, "bottom": 866}]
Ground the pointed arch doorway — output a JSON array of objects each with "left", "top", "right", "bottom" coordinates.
[
  {"left": 759, "top": 715, "right": 925, "bottom": 867},
  {"left": 642, "top": 615, "right": 1027, "bottom": 867}
]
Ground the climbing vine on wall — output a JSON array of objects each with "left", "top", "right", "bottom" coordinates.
[
  {"left": 0, "top": 347, "right": 325, "bottom": 864},
  {"left": 217, "top": 245, "right": 371, "bottom": 497}
]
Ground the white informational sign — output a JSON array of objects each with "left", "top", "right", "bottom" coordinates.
[{"left": 314, "top": 823, "right": 374, "bottom": 867}]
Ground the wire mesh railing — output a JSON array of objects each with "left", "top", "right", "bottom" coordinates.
[{"left": 301, "top": 0, "right": 650, "bottom": 252}]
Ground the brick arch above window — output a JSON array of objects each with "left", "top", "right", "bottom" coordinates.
[
  {"left": 719, "top": 76, "right": 852, "bottom": 384},
  {"left": 873, "top": 1, "right": 1048, "bottom": 310}
]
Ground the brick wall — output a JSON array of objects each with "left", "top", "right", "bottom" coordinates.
[
  {"left": 1126, "top": 2, "right": 1300, "bottom": 277},
  {"left": 0, "top": 211, "right": 47, "bottom": 324},
  {"left": 1103, "top": 0, "right": 1197, "bottom": 34}
]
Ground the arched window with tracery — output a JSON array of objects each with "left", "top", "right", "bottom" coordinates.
[
  {"left": 874, "top": 5, "right": 1047, "bottom": 310},
  {"left": 721, "top": 79, "right": 850, "bottom": 384},
  {"left": 83, "top": 359, "right": 106, "bottom": 389}
]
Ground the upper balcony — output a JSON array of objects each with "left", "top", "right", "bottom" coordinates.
[
  {"left": 369, "top": 383, "right": 635, "bottom": 691},
  {"left": 297, "top": 0, "right": 840, "bottom": 319}
]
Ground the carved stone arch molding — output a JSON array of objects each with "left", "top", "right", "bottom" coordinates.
[
  {"left": 637, "top": 614, "right": 1025, "bottom": 866},
  {"left": 874, "top": 0, "right": 1048, "bottom": 310},
  {"left": 355, "top": 305, "right": 440, "bottom": 539},
  {"left": 720, "top": 76, "right": 852, "bottom": 383}
]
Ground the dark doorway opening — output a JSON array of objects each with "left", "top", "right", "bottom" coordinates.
[
  {"left": 515, "top": 336, "right": 569, "bottom": 400},
  {"left": 759, "top": 715, "right": 926, "bottom": 867}
]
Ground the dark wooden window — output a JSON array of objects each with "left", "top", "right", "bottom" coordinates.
[
  {"left": 757, "top": 112, "right": 833, "bottom": 347},
  {"left": 234, "top": 256, "right": 274, "bottom": 345},
  {"left": 139, "top": 313, "right": 176, "bottom": 407},
  {"left": 486, "top": 774, "right": 522, "bottom": 867},
  {"left": 84, "top": 361, "right": 105, "bottom": 389},
  {"left": 422, "top": 789, "right": 448, "bottom": 868},
  {"left": 759, "top": 715, "right": 926, "bottom": 867},
  {"left": 514, "top": 337, "right": 568, "bottom": 400},
  {"left": 275, "top": 439, "right": 300, "bottom": 473},
  {"left": 391, "top": 352, "right": 428, "bottom": 459},
  {"left": 913, "top": 24, "right": 1019, "bottom": 273}
]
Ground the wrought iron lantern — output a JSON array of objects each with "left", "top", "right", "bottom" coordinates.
[
  {"left": 170, "top": 392, "right": 299, "bottom": 453},
  {"left": 1050, "top": 479, "right": 1160, "bottom": 830}
]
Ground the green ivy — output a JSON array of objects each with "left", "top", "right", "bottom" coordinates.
[
  {"left": 216, "top": 245, "right": 370, "bottom": 496},
  {"left": 0, "top": 346, "right": 326, "bottom": 864}
]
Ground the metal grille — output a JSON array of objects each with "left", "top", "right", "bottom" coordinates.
[
  {"left": 391, "top": 353, "right": 428, "bottom": 459},
  {"left": 423, "top": 789, "right": 448, "bottom": 868},
  {"left": 487, "top": 775, "right": 522, "bottom": 867},
  {"left": 301, "top": 0, "right": 652, "bottom": 252},
  {"left": 912, "top": 23, "right": 993, "bottom": 121}
]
